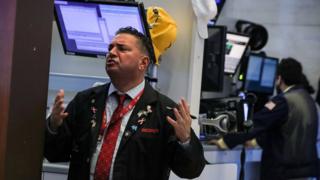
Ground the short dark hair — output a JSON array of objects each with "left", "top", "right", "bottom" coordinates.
[
  {"left": 277, "top": 57, "right": 302, "bottom": 86},
  {"left": 115, "top": 27, "right": 153, "bottom": 60}
]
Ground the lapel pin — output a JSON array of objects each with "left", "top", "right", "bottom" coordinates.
[
  {"left": 91, "top": 119, "right": 96, "bottom": 128},
  {"left": 131, "top": 125, "right": 138, "bottom": 132},
  {"left": 137, "top": 111, "right": 144, "bottom": 118},
  {"left": 124, "top": 131, "right": 131, "bottom": 137},
  {"left": 98, "top": 135, "right": 102, "bottom": 141},
  {"left": 138, "top": 118, "right": 145, "bottom": 125},
  {"left": 147, "top": 105, "right": 152, "bottom": 113},
  {"left": 91, "top": 107, "right": 97, "bottom": 113}
]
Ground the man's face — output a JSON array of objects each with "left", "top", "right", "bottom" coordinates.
[{"left": 105, "top": 33, "right": 148, "bottom": 78}]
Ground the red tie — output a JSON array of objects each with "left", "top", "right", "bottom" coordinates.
[{"left": 94, "top": 94, "right": 126, "bottom": 180}]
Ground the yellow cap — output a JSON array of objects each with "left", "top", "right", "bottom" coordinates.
[{"left": 147, "top": 7, "right": 177, "bottom": 65}]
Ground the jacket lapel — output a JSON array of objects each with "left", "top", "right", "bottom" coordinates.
[
  {"left": 88, "top": 84, "right": 109, "bottom": 157},
  {"left": 117, "top": 82, "right": 158, "bottom": 152}
]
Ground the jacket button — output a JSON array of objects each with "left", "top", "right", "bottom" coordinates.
[{"left": 86, "top": 158, "right": 90, "bottom": 163}]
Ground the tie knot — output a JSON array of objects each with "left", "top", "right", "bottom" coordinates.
[{"left": 116, "top": 93, "right": 126, "bottom": 106}]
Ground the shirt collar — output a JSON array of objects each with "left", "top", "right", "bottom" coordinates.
[
  {"left": 108, "top": 80, "right": 145, "bottom": 99},
  {"left": 283, "top": 85, "right": 295, "bottom": 93}
]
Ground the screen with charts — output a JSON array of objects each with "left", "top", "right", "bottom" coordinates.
[
  {"left": 224, "top": 32, "right": 250, "bottom": 74},
  {"left": 54, "top": 0, "right": 152, "bottom": 58},
  {"left": 244, "top": 54, "right": 278, "bottom": 94}
]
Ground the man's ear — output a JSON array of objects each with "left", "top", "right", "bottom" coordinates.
[{"left": 139, "top": 56, "right": 150, "bottom": 71}]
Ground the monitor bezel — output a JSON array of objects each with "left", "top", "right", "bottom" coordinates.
[
  {"left": 54, "top": 0, "right": 155, "bottom": 63},
  {"left": 243, "top": 53, "right": 279, "bottom": 95},
  {"left": 224, "top": 31, "right": 250, "bottom": 75}
]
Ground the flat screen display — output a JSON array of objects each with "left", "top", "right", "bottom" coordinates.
[
  {"left": 54, "top": 0, "right": 152, "bottom": 59},
  {"left": 201, "top": 25, "right": 226, "bottom": 92},
  {"left": 224, "top": 32, "right": 250, "bottom": 74},
  {"left": 244, "top": 53, "right": 278, "bottom": 94}
]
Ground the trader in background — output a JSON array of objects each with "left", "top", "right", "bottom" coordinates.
[
  {"left": 44, "top": 27, "right": 205, "bottom": 180},
  {"left": 213, "top": 58, "right": 318, "bottom": 180}
]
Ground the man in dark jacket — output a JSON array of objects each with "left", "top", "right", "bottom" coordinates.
[
  {"left": 213, "top": 58, "right": 318, "bottom": 180},
  {"left": 44, "top": 27, "right": 205, "bottom": 180}
]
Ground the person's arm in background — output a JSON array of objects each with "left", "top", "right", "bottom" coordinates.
[
  {"left": 212, "top": 95, "right": 288, "bottom": 149},
  {"left": 166, "top": 98, "right": 206, "bottom": 178}
]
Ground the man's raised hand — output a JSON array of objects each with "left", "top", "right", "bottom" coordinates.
[
  {"left": 167, "top": 98, "right": 192, "bottom": 143},
  {"left": 49, "top": 89, "right": 69, "bottom": 130}
]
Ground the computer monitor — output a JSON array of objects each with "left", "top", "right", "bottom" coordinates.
[
  {"left": 244, "top": 53, "right": 278, "bottom": 94},
  {"left": 54, "top": 0, "right": 154, "bottom": 60},
  {"left": 224, "top": 32, "right": 250, "bottom": 74},
  {"left": 201, "top": 25, "right": 227, "bottom": 92}
]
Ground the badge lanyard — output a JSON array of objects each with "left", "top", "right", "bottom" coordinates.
[
  {"left": 98, "top": 89, "right": 144, "bottom": 141},
  {"left": 90, "top": 89, "right": 144, "bottom": 176}
]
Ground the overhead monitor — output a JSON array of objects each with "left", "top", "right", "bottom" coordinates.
[
  {"left": 244, "top": 53, "right": 278, "bottom": 94},
  {"left": 224, "top": 32, "right": 250, "bottom": 74},
  {"left": 54, "top": 0, "right": 154, "bottom": 60},
  {"left": 201, "top": 25, "right": 227, "bottom": 92}
]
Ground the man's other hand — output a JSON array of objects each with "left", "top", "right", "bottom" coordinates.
[{"left": 167, "top": 98, "right": 191, "bottom": 143}]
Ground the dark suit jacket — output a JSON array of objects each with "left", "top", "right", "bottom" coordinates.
[{"left": 44, "top": 82, "right": 205, "bottom": 180}]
